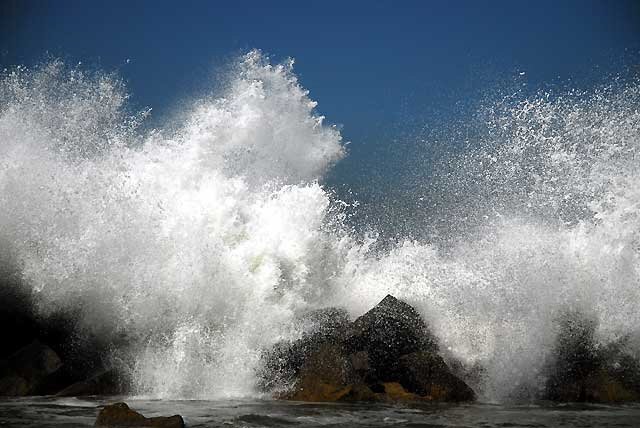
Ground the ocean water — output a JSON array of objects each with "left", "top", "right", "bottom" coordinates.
[
  {"left": 0, "top": 49, "right": 639, "bottom": 414},
  {"left": 1, "top": 397, "right": 640, "bottom": 428}
]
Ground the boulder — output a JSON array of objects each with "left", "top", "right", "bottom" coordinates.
[
  {"left": 256, "top": 308, "right": 350, "bottom": 393},
  {"left": 0, "top": 340, "right": 62, "bottom": 396},
  {"left": 258, "top": 295, "right": 475, "bottom": 403},
  {"left": 95, "top": 402, "right": 184, "bottom": 428},
  {"left": 282, "top": 342, "right": 353, "bottom": 402},
  {"left": 544, "top": 311, "right": 640, "bottom": 402},
  {"left": 345, "top": 295, "right": 438, "bottom": 383},
  {"left": 396, "top": 352, "right": 475, "bottom": 401}
]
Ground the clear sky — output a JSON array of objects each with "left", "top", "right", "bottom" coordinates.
[{"left": 1, "top": 0, "right": 639, "bottom": 210}]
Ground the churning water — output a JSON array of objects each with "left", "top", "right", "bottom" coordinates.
[
  {"left": 1, "top": 51, "right": 639, "bottom": 403},
  {"left": 2, "top": 397, "right": 640, "bottom": 428}
]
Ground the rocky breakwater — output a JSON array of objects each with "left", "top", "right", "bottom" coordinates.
[{"left": 258, "top": 295, "right": 476, "bottom": 403}]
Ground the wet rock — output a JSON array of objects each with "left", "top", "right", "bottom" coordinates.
[
  {"left": 256, "top": 308, "right": 351, "bottom": 393},
  {"left": 280, "top": 342, "right": 352, "bottom": 401},
  {"left": 378, "top": 382, "right": 422, "bottom": 402},
  {"left": 347, "top": 295, "right": 437, "bottom": 353},
  {"left": 544, "top": 312, "right": 640, "bottom": 402},
  {"left": 0, "top": 340, "right": 62, "bottom": 396},
  {"left": 57, "top": 369, "right": 124, "bottom": 396},
  {"left": 297, "top": 307, "right": 351, "bottom": 342},
  {"left": 345, "top": 295, "right": 438, "bottom": 383},
  {"left": 396, "top": 352, "right": 476, "bottom": 401},
  {"left": 95, "top": 402, "right": 184, "bottom": 428},
  {"left": 259, "top": 295, "right": 475, "bottom": 403},
  {"left": 337, "top": 383, "right": 380, "bottom": 402}
]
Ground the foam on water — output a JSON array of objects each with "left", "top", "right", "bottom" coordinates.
[{"left": 0, "top": 51, "right": 638, "bottom": 401}]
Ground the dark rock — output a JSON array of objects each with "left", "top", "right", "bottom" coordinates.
[
  {"left": 296, "top": 307, "right": 351, "bottom": 342},
  {"left": 280, "top": 342, "right": 353, "bottom": 401},
  {"left": 258, "top": 295, "right": 475, "bottom": 403},
  {"left": 0, "top": 340, "right": 62, "bottom": 396},
  {"left": 57, "top": 369, "right": 124, "bottom": 396},
  {"left": 369, "top": 382, "right": 385, "bottom": 393},
  {"left": 337, "top": 383, "right": 379, "bottom": 402},
  {"left": 347, "top": 295, "right": 438, "bottom": 354},
  {"left": 0, "top": 275, "right": 39, "bottom": 359},
  {"left": 95, "top": 402, "right": 184, "bottom": 428},
  {"left": 31, "top": 363, "right": 81, "bottom": 395},
  {"left": 396, "top": 352, "right": 476, "bottom": 401},
  {"left": 345, "top": 294, "right": 438, "bottom": 383},
  {"left": 256, "top": 308, "right": 351, "bottom": 393},
  {"left": 544, "top": 311, "right": 640, "bottom": 402}
]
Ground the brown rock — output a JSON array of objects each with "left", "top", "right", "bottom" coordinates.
[
  {"left": 379, "top": 382, "right": 422, "bottom": 402},
  {"left": 95, "top": 402, "right": 184, "bottom": 428}
]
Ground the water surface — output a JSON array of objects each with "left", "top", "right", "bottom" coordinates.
[{"left": 2, "top": 397, "right": 640, "bottom": 428}]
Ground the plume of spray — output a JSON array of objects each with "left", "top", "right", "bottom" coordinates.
[
  {"left": 1, "top": 50, "right": 639, "bottom": 401},
  {"left": 0, "top": 51, "right": 351, "bottom": 397}
]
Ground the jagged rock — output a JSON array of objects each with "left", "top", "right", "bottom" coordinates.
[
  {"left": 57, "top": 369, "right": 123, "bottom": 396},
  {"left": 544, "top": 311, "right": 640, "bottom": 402},
  {"left": 0, "top": 340, "right": 62, "bottom": 396},
  {"left": 259, "top": 295, "right": 475, "bottom": 403},
  {"left": 95, "top": 402, "right": 184, "bottom": 428}
]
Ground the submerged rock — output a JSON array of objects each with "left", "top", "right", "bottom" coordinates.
[
  {"left": 544, "top": 312, "right": 640, "bottom": 402},
  {"left": 95, "top": 402, "right": 184, "bottom": 428},
  {"left": 258, "top": 295, "right": 475, "bottom": 403},
  {"left": 0, "top": 340, "right": 62, "bottom": 396}
]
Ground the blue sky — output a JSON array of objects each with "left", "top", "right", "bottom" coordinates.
[{"left": 1, "top": 0, "right": 639, "bottom": 198}]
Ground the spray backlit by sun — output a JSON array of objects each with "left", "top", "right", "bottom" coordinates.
[{"left": 1, "top": 50, "right": 638, "bottom": 401}]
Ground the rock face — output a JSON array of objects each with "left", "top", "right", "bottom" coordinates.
[
  {"left": 95, "top": 402, "right": 184, "bottom": 428},
  {"left": 258, "top": 295, "right": 475, "bottom": 402},
  {"left": 544, "top": 312, "right": 640, "bottom": 402},
  {"left": 0, "top": 340, "right": 62, "bottom": 396}
]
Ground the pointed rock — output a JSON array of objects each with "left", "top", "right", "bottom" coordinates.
[
  {"left": 345, "top": 294, "right": 438, "bottom": 382},
  {"left": 258, "top": 295, "right": 475, "bottom": 403}
]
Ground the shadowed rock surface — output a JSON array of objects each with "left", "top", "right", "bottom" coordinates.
[
  {"left": 0, "top": 340, "right": 62, "bottom": 396},
  {"left": 0, "top": 276, "right": 123, "bottom": 396},
  {"left": 57, "top": 369, "right": 124, "bottom": 397},
  {"left": 257, "top": 295, "right": 476, "bottom": 402},
  {"left": 544, "top": 311, "right": 640, "bottom": 402},
  {"left": 95, "top": 402, "right": 184, "bottom": 428}
]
